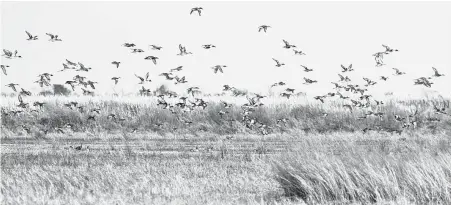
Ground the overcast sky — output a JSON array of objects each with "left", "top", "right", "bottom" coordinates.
[{"left": 1, "top": 1, "right": 450, "bottom": 98}]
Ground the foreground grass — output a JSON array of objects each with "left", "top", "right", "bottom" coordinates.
[{"left": 2, "top": 131, "right": 451, "bottom": 204}]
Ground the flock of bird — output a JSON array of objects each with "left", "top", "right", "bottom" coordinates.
[{"left": 1, "top": 6, "right": 450, "bottom": 147}]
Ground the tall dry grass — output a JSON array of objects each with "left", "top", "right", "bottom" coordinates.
[{"left": 1, "top": 95, "right": 450, "bottom": 138}]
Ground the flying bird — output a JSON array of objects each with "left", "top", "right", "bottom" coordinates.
[
  {"left": 46, "top": 33, "right": 62, "bottom": 41},
  {"left": 382, "top": 44, "right": 398, "bottom": 53},
  {"left": 112, "top": 61, "right": 121, "bottom": 68},
  {"left": 144, "top": 56, "right": 159, "bottom": 65},
  {"left": 123, "top": 43, "right": 136, "bottom": 47},
  {"left": 341, "top": 64, "right": 353, "bottom": 72},
  {"left": 1, "top": 65, "right": 9, "bottom": 75},
  {"left": 431, "top": 67, "right": 445, "bottom": 77},
  {"left": 149, "top": 45, "right": 162, "bottom": 50},
  {"left": 111, "top": 77, "right": 120, "bottom": 85},
  {"left": 65, "top": 81, "right": 77, "bottom": 91},
  {"left": 170, "top": 66, "right": 183, "bottom": 72},
  {"left": 380, "top": 76, "right": 389, "bottom": 81},
  {"left": 131, "top": 48, "right": 144, "bottom": 53},
  {"left": 202, "top": 44, "right": 216, "bottom": 49},
  {"left": 293, "top": 49, "right": 306, "bottom": 55},
  {"left": 282, "top": 40, "right": 296, "bottom": 49},
  {"left": 258, "top": 25, "right": 271, "bottom": 32},
  {"left": 6, "top": 83, "right": 19, "bottom": 92},
  {"left": 160, "top": 72, "right": 175, "bottom": 80},
  {"left": 135, "top": 72, "right": 150, "bottom": 84},
  {"left": 392, "top": 68, "right": 406, "bottom": 76},
  {"left": 300, "top": 65, "right": 313, "bottom": 72},
  {"left": 273, "top": 58, "right": 285, "bottom": 67},
  {"left": 190, "top": 7, "right": 203, "bottom": 16},
  {"left": 212, "top": 65, "right": 226, "bottom": 73},
  {"left": 25, "top": 31, "right": 38, "bottom": 40},
  {"left": 303, "top": 77, "right": 317, "bottom": 84},
  {"left": 77, "top": 63, "right": 91, "bottom": 72},
  {"left": 178, "top": 44, "right": 192, "bottom": 56}
]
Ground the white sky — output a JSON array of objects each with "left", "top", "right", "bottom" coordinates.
[{"left": 1, "top": 1, "right": 450, "bottom": 98}]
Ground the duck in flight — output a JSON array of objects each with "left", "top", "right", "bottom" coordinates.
[
  {"left": 160, "top": 73, "right": 175, "bottom": 80},
  {"left": 149, "top": 45, "right": 163, "bottom": 50},
  {"left": 382, "top": 44, "right": 398, "bottom": 53},
  {"left": 6, "top": 83, "right": 19, "bottom": 92},
  {"left": 135, "top": 72, "right": 150, "bottom": 84},
  {"left": 414, "top": 77, "right": 433, "bottom": 88},
  {"left": 293, "top": 49, "right": 306, "bottom": 55},
  {"left": 2, "top": 49, "right": 22, "bottom": 59},
  {"left": 338, "top": 74, "right": 351, "bottom": 82},
  {"left": 392, "top": 68, "right": 406, "bottom": 76},
  {"left": 258, "top": 25, "right": 271, "bottom": 32},
  {"left": 178, "top": 44, "right": 192, "bottom": 56},
  {"left": 341, "top": 64, "right": 353, "bottom": 72},
  {"left": 111, "top": 77, "right": 120, "bottom": 85},
  {"left": 123, "top": 43, "right": 136, "bottom": 48},
  {"left": 303, "top": 77, "right": 318, "bottom": 84},
  {"left": 144, "top": 56, "right": 159, "bottom": 65},
  {"left": 65, "top": 81, "right": 77, "bottom": 91},
  {"left": 46, "top": 33, "right": 62, "bottom": 41},
  {"left": 380, "top": 76, "right": 389, "bottom": 81},
  {"left": 431, "top": 67, "right": 445, "bottom": 77},
  {"left": 131, "top": 48, "right": 144, "bottom": 53},
  {"left": 112, "top": 61, "right": 121, "bottom": 68},
  {"left": 282, "top": 40, "right": 296, "bottom": 49},
  {"left": 300, "top": 65, "right": 313, "bottom": 72},
  {"left": 271, "top": 81, "right": 286, "bottom": 87},
  {"left": 273, "top": 58, "right": 285, "bottom": 67},
  {"left": 25, "top": 31, "right": 38, "bottom": 40},
  {"left": 77, "top": 62, "right": 91, "bottom": 72},
  {"left": 202, "top": 44, "right": 216, "bottom": 49},
  {"left": 212, "top": 65, "right": 226, "bottom": 73},
  {"left": 1, "top": 65, "right": 9, "bottom": 75},
  {"left": 170, "top": 66, "right": 183, "bottom": 72},
  {"left": 190, "top": 7, "right": 203, "bottom": 16}
]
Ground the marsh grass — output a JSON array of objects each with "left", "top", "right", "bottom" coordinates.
[{"left": 1, "top": 95, "right": 450, "bottom": 138}]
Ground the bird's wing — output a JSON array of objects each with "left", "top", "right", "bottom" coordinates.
[
  {"left": 145, "top": 72, "right": 149, "bottom": 80},
  {"left": 272, "top": 58, "right": 278, "bottom": 63},
  {"left": 392, "top": 68, "right": 399, "bottom": 72},
  {"left": 18, "top": 95, "right": 23, "bottom": 103},
  {"left": 179, "top": 44, "right": 183, "bottom": 52},
  {"left": 349, "top": 64, "right": 352, "bottom": 69},
  {"left": 25, "top": 31, "right": 32, "bottom": 38},
  {"left": 338, "top": 74, "right": 344, "bottom": 80},
  {"left": 340, "top": 65, "right": 346, "bottom": 70}
]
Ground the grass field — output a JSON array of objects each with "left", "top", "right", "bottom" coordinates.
[{"left": 1, "top": 95, "right": 451, "bottom": 204}]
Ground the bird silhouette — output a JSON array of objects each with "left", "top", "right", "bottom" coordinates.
[
  {"left": 111, "top": 77, "right": 120, "bottom": 85},
  {"left": 190, "top": 7, "right": 203, "bottom": 16},
  {"left": 301, "top": 65, "right": 313, "bottom": 72},
  {"left": 149, "top": 45, "right": 162, "bottom": 50},
  {"left": 170, "top": 66, "right": 183, "bottom": 72},
  {"left": 392, "top": 68, "right": 406, "bottom": 76},
  {"left": 177, "top": 44, "right": 192, "bottom": 56},
  {"left": 6, "top": 83, "right": 19, "bottom": 92},
  {"left": 212, "top": 65, "right": 226, "bottom": 73},
  {"left": 293, "top": 49, "right": 306, "bottom": 55},
  {"left": 25, "top": 31, "right": 38, "bottom": 40},
  {"left": 282, "top": 40, "right": 296, "bottom": 49},
  {"left": 341, "top": 64, "right": 353, "bottom": 72},
  {"left": 111, "top": 61, "right": 121, "bottom": 68},
  {"left": 144, "top": 56, "right": 159, "bottom": 65},
  {"left": 202, "top": 44, "right": 216, "bottom": 49},
  {"left": 1, "top": 65, "right": 9, "bottom": 75},
  {"left": 46, "top": 33, "right": 62, "bottom": 41},
  {"left": 273, "top": 58, "right": 285, "bottom": 67},
  {"left": 431, "top": 67, "right": 445, "bottom": 77},
  {"left": 258, "top": 25, "right": 271, "bottom": 32}
]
